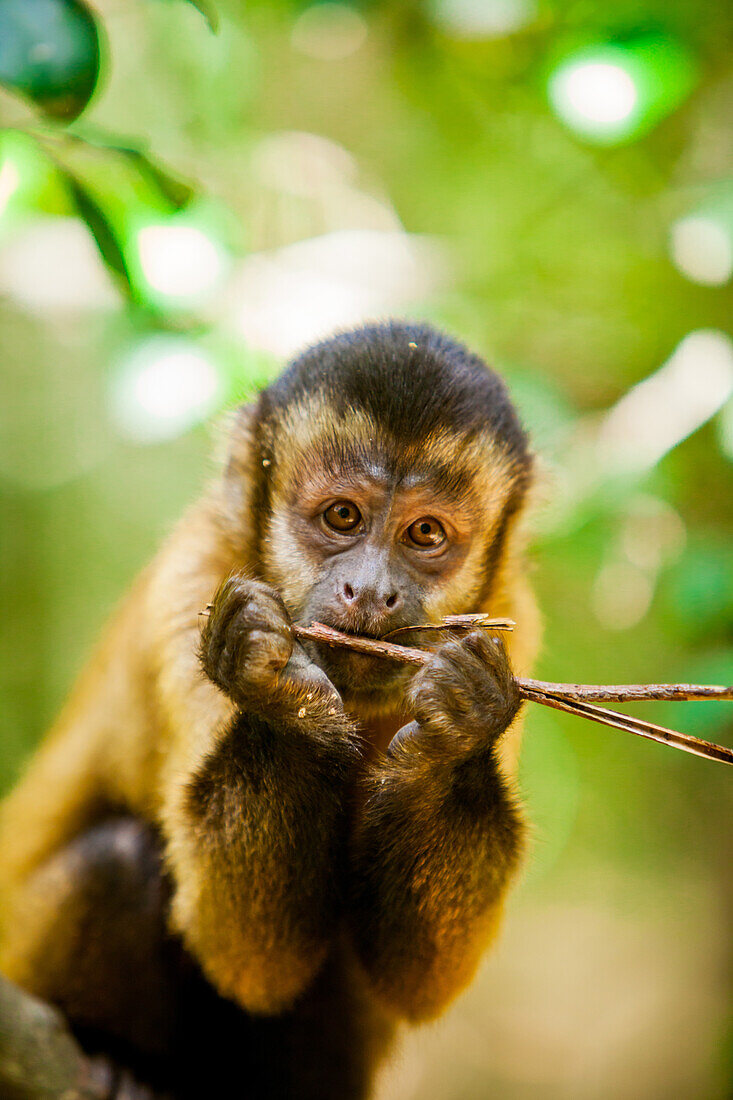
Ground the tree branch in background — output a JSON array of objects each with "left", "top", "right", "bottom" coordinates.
[{"left": 0, "top": 975, "right": 162, "bottom": 1100}]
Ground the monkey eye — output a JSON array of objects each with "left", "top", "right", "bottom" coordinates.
[
  {"left": 323, "top": 500, "right": 362, "bottom": 533},
  {"left": 405, "top": 516, "right": 446, "bottom": 549}
]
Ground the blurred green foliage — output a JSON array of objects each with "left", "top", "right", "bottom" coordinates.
[
  {"left": 0, "top": 1, "right": 731, "bottom": 1097},
  {"left": 0, "top": 0, "right": 100, "bottom": 119}
]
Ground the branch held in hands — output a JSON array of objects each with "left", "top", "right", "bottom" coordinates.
[{"left": 291, "top": 621, "right": 733, "bottom": 767}]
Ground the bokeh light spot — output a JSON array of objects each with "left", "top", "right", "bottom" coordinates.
[
  {"left": 597, "top": 330, "right": 733, "bottom": 473},
  {"left": 0, "top": 159, "right": 21, "bottom": 218},
  {"left": 430, "top": 0, "right": 536, "bottom": 38},
  {"left": 111, "top": 337, "right": 223, "bottom": 443},
  {"left": 550, "top": 60, "right": 638, "bottom": 133},
  {"left": 548, "top": 35, "right": 695, "bottom": 145},
  {"left": 135, "top": 223, "right": 228, "bottom": 305},
  {"left": 291, "top": 4, "right": 367, "bottom": 61},
  {"left": 0, "top": 216, "right": 119, "bottom": 311},
  {"left": 593, "top": 560, "right": 655, "bottom": 631},
  {"left": 620, "top": 496, "right": 686, "bottom": 572},
  {"left": 670, "top": 215, "right": 733, "bottom": 286}
]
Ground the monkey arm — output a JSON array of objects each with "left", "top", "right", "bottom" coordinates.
[
  {"left": 347, "top": 634, "right": 526, "bottom": 1022},
  {"left": 1, "top": 497, "right": 359, "bottom": 1017},
  {"left": 164, "top": 707, "right": 358, "bottom": 1015},
  {"left": 154, "top": 570, "right": 361, "bottom": 1015},
  {"left": 349, "top": 742, "right": 524, "bottom": 1022}
]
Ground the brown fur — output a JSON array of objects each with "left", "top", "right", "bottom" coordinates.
[{"left": 0, "top": 333, "right": 540, "bottom": 1099}]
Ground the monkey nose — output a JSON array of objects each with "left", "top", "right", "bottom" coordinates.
[{"left": 341, "top": 583, "right": 401, "bottom": 614}]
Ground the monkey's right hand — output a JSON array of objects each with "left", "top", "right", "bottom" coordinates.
[{"left": 199, "top": 576, "right": 342, "bottom": 718}]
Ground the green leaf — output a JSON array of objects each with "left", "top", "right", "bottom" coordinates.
[
  {"left": 64, "top": 174, "right": 135, "bottom": 298},
  {"left": 158, "top": 0, "right": 219, "bottom": 32},
  {"left": 36, "top": 130, "right": 193, "bottom": 221},
  {"left": 94, "top": 140, "right": 194, "bottom": 210},
  {"left": 36, "top": 131, "right": 199, "bottom": 303},
  {"left": 192, "top": 0, "right": 219, "bottom": 31}
]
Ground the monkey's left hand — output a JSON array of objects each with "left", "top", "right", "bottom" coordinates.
[{"left": 392, "top": 631, "right": 521, "bottom": 756}]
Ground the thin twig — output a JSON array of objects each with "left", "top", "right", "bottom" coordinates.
[
  {"left": 292, "top": 622, "right": 733, "bottom": 766},
  {"left": 384, "top": 614, "right": 515, "bottom": 639},
  {"left": 294, "top": 622, "right": 428, "bottom": 664},
  {"left": 519, "top": 680, "right": 733, "bottom": 702},
  {"left": 294, "top": 623, "right": 733, "bottom": 697}
]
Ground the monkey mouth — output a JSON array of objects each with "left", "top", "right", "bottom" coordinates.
[
  {"left": 314, "top": 615, "right": 401, "bottom": 642},
  {"left": 301, "top": 619, "right": 408, "bottom": 693},
  {"left": 333, "top": 624, "right": 386, "bottom": 641}
]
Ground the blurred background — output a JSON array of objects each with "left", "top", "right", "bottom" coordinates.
[{"left": 0, "top": 1, "right": 731, "bottom": 1096}]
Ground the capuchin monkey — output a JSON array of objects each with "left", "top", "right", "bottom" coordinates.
[{"left": 0, "top": 322, "right": 540, "bottom": 1099}]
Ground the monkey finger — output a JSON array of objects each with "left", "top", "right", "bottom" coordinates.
[
  {"left": 280, "top": 646, "right": 343, "bottom": 708},
  {"left": 211, "top": 576, "right": 291, "bottom": 635},
  {"left": 241, "top": 627, "right": 293, "bottom": 682},
  {"left": 409, "top": 635, "right": 520, "bottom": 737},
  {"left": 416, "top": 640, "right": 495, "bottom": 701},
  {"left": 460, "top": 631, "right": 517, "bottom": 691},
  {"left": 242, "top": 582, "right": 292, "bottom": 630},
  {"left": 461, "top": 628, "right": 504, "bottom": 658},
  {"left": 386, "top": 720, "right": 422, "bottom": 756}
]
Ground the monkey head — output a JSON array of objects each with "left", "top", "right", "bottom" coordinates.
[{"left": 225, "top": 322, "right": 533, "bottom": 708}]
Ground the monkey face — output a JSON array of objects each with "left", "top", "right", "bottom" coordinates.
[
  {"left": 242, "top": 323, "right": 534, "bottom": 709},
  {"left": 262, "top": 439, "right": 513, "bottom": 705},
  {"left": 292, "top": 472, "right": 465, "bottom": 696}
]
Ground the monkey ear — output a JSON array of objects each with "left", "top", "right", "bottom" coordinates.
[
  {"left": 222, "top": 403, "right": 259, "bottom": 484},
  {"left": 213, "top": 403, "right": 261, "bottom": 542}
]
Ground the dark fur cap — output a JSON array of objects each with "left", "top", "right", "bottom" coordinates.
[{"left": 261, "top": 321, "right": 530, "bottom": 466}]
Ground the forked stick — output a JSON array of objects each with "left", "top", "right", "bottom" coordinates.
[
  {"left": 520, "top": 687, "right": 733, "bottom": 765},
  {"left": 292, "top": 621, "right": 733, "bottom": 766}
]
